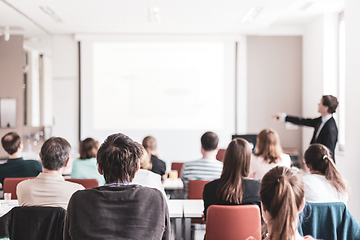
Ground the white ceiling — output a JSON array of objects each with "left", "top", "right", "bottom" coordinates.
[{"left": 0, "top": 0, "right": 344, "bottom": 37}]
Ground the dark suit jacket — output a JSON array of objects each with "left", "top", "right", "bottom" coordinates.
[{"left": 286, "top": 115, "right": 338, "bottom": 161}]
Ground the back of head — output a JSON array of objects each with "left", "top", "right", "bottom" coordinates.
[
  {"left": 260, "top": 166, "right": 304, "bottom": 240},
  {"left": 142, "top": 136, "right": 157, "bottom": 154},
  {"left": 79, "top": 137, "right": 99, "bottom": 159},
  {"left": 98, "top": 133, "right": 143, "bottom": 183},
  {"left": 322, "top": 95, "right": 339, "bottom": 114},
  {"left": 201, "top": 131, "right": 219, "bottom": 151},
  {"left": 1, "top": 132, "right": 21, "bottom": 155},
  {"left": 217, "top": 138, "right": 251, "bottom": 204},
  {"left": 255, "top": 129, "right": 282, "bottom": 163},
  {"left": 139, "top": 145, "right": 152, "bottom": 170},
  {"left": 304, "top": 143, "right": 346, "bottom": 194},
  {"left": 40, "top": 137, "right": 71, "bottom": 171}
]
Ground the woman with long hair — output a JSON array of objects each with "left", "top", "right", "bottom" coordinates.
[
  {"left": 71, "top": 137, "right": 105, "bottom": 185},
  {"left": 250, "top": 128, "right": 291, "bottom": 180},
  {"left": 202, "top": 138, "right": 261, "bottom": 220},
  {"left": 260, "top": 166, "right": 315, "bottom": 240},
  {"left": 303, "top": 143, "right": 348, "bottom": 203}
]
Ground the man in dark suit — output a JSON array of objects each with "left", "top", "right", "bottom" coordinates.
[{"left": 274, "top": 95, "right": 339, "bottom": 162}]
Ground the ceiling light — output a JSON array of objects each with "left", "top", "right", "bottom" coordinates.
[
  {"left": 299, "top": 2, "right": 313, "bottom": 11},
  {"left": 147, "top": 7, "right": 161, "bottom": 23},
  {"left": 241, "top": 7, "right": 263, "bottom": 24},
  {"left": 39, "top": 6, "right": 63, "bottom": 23}
]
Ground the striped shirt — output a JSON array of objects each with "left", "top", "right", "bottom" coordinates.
[{"left": 181, "top": 158, "right": 223, "bottom": 197}]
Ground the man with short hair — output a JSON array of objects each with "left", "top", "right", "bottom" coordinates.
[
  {"left": 0, "top": 132, "right": 42, "bottom": 186},
  {"left": 64, "top": 133, "right": 170, "bottom": 240},
  {"left": 17, "top": 137, "right": 84, "bottom": 209},
  {"left": 181, "top": 131, "right": 223, "bottom": 197},
  {"left": 274, "top": 95, "right": 339, "bottom": 162}
]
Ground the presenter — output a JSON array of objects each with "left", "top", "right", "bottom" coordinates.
[{"left": 274, "top": 95, "right": 338, "bottom": 162}]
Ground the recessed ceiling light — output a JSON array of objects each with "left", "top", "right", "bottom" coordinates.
[
  {"left": 241, "top": 7, "right": 263, "bottom": 24},
  {"left": 299, "top": 2, "right": 313, "bottom": 11},
  {"left": 39, "top": 6, "right": 63, "bottom": 23}
]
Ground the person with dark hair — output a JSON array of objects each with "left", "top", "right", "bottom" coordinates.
[
  {"left": 71, "top": 138, "right": 105, "bottom": 185},
  {"left": 250, "top": 129, "right": 291, "bottom": 180},
  {"left": 303, "top": 143, "right": 348, "bottom": 203},
  {"left": 274, "top": 95, "right": 339, "bottom": 162},
  {"left": 17, "top": 137, "right": 84, "bottom": 209},
  {"left": 0, "top": 132, "right": 42, "bottom": 186},
  {"left": 203, "top": 138, "right": 261, "bottom": 220},
  {"left": 181, "top": 131, "right": 223, "bottom": 197},
  {"left": 64, "top": 133, "right": 170, "bottom": 240},
  {"left": 260, "top": 166, "right": 315, "bottom": 240},
  {"left": 142, "top": 136, "right": 166, "bottom": 178}
]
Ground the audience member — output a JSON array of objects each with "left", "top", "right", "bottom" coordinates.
[
  {"left": 142, "top": 136, "right": 166, "bottom": 178},
  {"left": 64, "top": 133, "right": 170, "bottom": 240},
  {"left": 260, "top": 166, "right": 315, "bottom": 240},
  {"left": 181, "top": 131, "right": 223, "bottom": 197},
  {"left": 71, "top": 137, "right": 105, "bottom": 185},
  {"left": 303, "top": 143, "right": 348, "bottom": 203},
  {"left": 274, "top": 95, "right": 339, "bottom": 162},
  {"left": 249, "top": 129, "right": 291, "bottom": 180},
  {"left": 17, "top": 137, "right": 84, "bottom": 209},
  {"left": 202, "top": 138, "right": 261, "bottom": 220},
  {"left": 132, "top": 146, "right": 166, "bottom": 196},
  {"left": 0, "top": 132, "right": 42, "bottom": 186}
]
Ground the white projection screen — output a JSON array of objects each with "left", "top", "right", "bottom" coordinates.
[{"left": 80, "top": 39, "right": 236, "bottom": 164}]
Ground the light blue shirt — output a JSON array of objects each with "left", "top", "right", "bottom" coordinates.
[{"left": 71, "top": 158, "right": 105, "bottom": 186}]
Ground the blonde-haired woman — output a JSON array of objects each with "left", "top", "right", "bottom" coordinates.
[
  {"left": 261, "top": 166, "right": 315, "bottom": 240},
  {"left": 250, "top": 129, "right": 291, "bottom": 180},
  {"left": 132, "top": 146, "right": 166, "bottom": 196}
]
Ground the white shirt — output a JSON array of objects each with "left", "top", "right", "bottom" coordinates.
[
  {"left": 249, "top": 153, "right": 291, "bottom": 180},
  {"left": 132, "top": 169, "right": 166, "bottom": 196},
  {"left": 303, "top": 173, "right": 348, "bottom": 204}
]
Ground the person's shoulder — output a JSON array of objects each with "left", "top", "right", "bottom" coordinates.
[
  {"left": 63, "top": 180, "right": 85, "bottom": 190},
  {"left": 24, "top": 159, "right": 42, "bottom": 167},
  {"left": 243, "top": 178, "right": 261, "bottom": 188},
  {"left": 135, "top": 185, "right": 167, "bottom": 202}
]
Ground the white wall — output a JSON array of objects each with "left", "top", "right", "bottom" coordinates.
[
  {"left": 343, "top": 0, "right": 360, "bottom": 221},
  {"left": 246, "top": 36, "right": 303, "bottom": 153},
  {"left": 52, "top": 36, "right": 79, "bottom": 153}
]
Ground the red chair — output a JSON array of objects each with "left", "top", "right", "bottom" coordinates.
[
  {"left": 65, "top": 178, "right": 99, "bottom": 189},
  {"left": 188, "top": 180, "right": 211, "bottom": 225},
  {"left": 188, "top": 180, "right": 211, "bottom": 199},
  {"left": 171, "top": 162, "right": 184, "bottom": 178},
  {"left": 216, "top": 149, "right": 226, "bottom": 162},
  {"left": 3, "top": 177, "right": 36, "bottom": 199},
  {"left": 205, "top": 205, "right": 262, "bottom": 240}
]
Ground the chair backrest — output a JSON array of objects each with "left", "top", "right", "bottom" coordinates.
[
  {"left": 65, "top": 178, "right": 99, "bottom": 189},
  {"left": 205, "top": 205, "right": 262, "bottom": 240},
  {"left": 298, "top": 202, "right": 360, "bottom": 240},
  {"left": 171, "top": 162, "right": 184, "bottom": 177},
  {"left": 0, "top": 206, "right": 66, "bottom": 240},
  {"left": 3, "top": 177, "right": 36, "bottom": 199},
  {"left": 216, "top": 149, "right": 226, "bottom": 162},
  {"left": 188, "top": 180, "right": 211, "bottom": 199}
]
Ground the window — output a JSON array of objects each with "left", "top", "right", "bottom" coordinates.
[{"left": 338, "top": 12, "right": 345, "bottom": 151}]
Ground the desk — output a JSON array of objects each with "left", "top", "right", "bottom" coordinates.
[
  {"left": 0, "top": 200, "right": 18, "bottom": 217},
  {"left": 164, "top": 178, "right": 184, "bottom": 199},
  {"left": 168, "top": 199, "right": 204, "bottom": 240}
]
